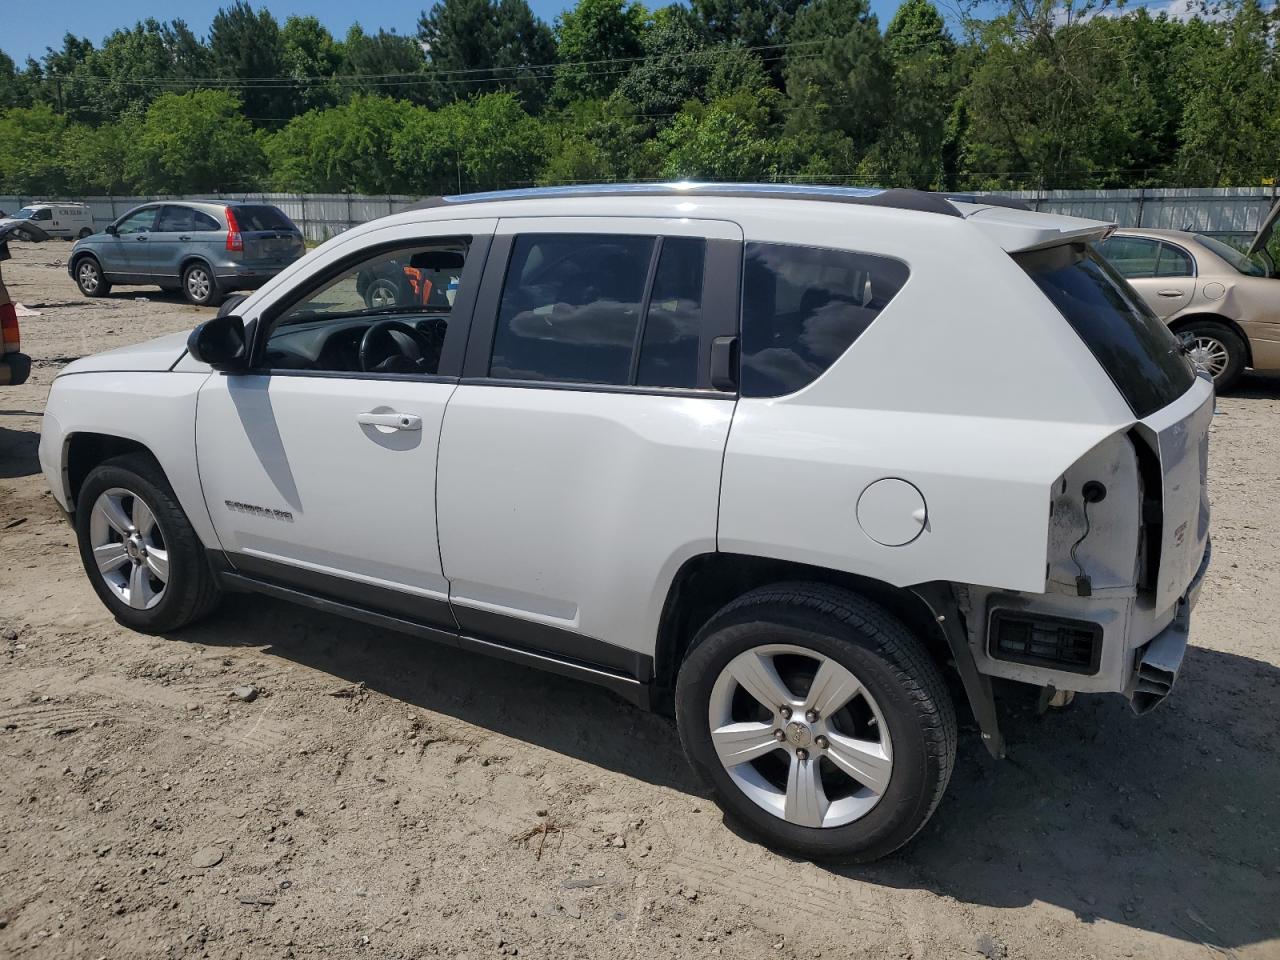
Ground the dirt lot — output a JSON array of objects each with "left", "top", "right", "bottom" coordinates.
[{"left": 0, "top": 241, "right": 1277, "bottom": 960}]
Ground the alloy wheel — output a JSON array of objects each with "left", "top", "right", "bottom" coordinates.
[
  {"left": 89, "top": 487, "right": 169, "bottom": 610},
  {"left": 707, "top": 643, "right": 893, "bottom": 829},
  {"left": 1183, "top": 334, "right": 1230, "bottom": 379},
  {"left": 77, "top": 262, "right": 99, "bottom": 294},
  {"left": 186, "top": 268, "right": 212, "bottom": 303},
  {"left": 366, "top": 278, "right": 400, "bottom": 308}
]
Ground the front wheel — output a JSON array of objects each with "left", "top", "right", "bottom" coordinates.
[
  {"left": 75, "top": 454, "right": 221, "bottom": 633},
  {"left": 1179, "top": 320, "right": 1246, "bottom": 392},
  {"left": 182, "top": 263, "right": 222, "bottom": 307},
  {"left": 675, "top": 583, "right": 956, "bottom": 862},
  {"left": 74, "top": 257, "right": 111, "bottom": 297}
]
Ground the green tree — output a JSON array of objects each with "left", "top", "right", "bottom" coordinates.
[
  {"left": 267, "top": 95, "right": 419, "bottom": 192},
  {"left": 659, "top": 89, "right": 793, "bottom": 180},
  {"left": 73, "top": 20, "right": 210, "bottom": 123},
  {"left": 0, "top": 103, "right": 69, "bottom": 192},
  {"left": 393, "top": 92, "right": 545, "bottom": 192},
  {"left": 281, "top": 16, "right": 342, "bottom": 113},
  {"left": 860, "top": 0, "right": 957, "bottom": 188},
  {"left": 417, "top": 0, "right": 557, "bottom": 110},
  {"left": 691, "top": 0, "right": 805, "bottom": 55},
  {"left": 129, "top": 89, "right": 266, "bottom": 192},
  {"left": 616, "top": 6, "right": 709, "bottom": 117},
  {"left": 553, "top": 0, "right": 647, "bottom": 102},
  {"left": 209, "top": 1, "right": 290, "bottom": 123},
  {"left": 0, "top": 52, "right": 32, "bottom": 109},
  {"left": 784, "top": 0, "right": 890, "bottom": 155},
  {"left": 339, "top": 26, "right": 429, "bottom": 105},
  {"left": 1175, "top": 0, "right": 1280, "bottom": 185}
]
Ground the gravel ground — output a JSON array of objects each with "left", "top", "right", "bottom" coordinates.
[{"left": 1, "top": 241, "right": 1277, "bottom": 960}]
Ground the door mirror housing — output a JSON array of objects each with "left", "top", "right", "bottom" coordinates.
[
  {"left": 104, "top": 224, "right": 117, "bottom": 236},
  {"left": 188, "top": 315, "right": 249, "bottom": 372}
]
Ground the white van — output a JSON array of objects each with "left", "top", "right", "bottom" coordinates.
[{"left": 1, "top": 202, "right": 96, "bottom": 241}]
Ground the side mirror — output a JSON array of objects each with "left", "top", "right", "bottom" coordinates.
[
  {"left": 188, "top": 315, "right": 248, "bottom": 372},
  {"left": 104, "top": 224, "right": 117, "bottom": 236}
]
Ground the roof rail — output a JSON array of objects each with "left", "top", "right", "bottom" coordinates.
[{"left": 406, "top": 182, "right": 964, "bottom": 218}]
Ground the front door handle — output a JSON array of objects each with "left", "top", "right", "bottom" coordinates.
[
  {"left": 136, "top": 235, "right": 148, "bottom": 241},
  {"left": 357, "top": 411, "right": 421, "bottom": 431},
  {"left": 178, "top": 235, "right": 192, "bottom": 241},
  {"left": 1157, "top": 289, "right": 1185, "bottom": 297}
]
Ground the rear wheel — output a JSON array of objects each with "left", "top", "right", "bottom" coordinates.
[
  {"left": 1179, "top": 320, "right": 1246, "bottom": 391},
  {"left": 675, "top": 583, "right": 956, "bottom": 862},
  {"left": 182, "top": 263, "right": 222, "bottom": 307},
  {"left": 75, "top": 455, "right": 221, "bottom": 633},
  {"left": 77, "top": 227, "right": 93, "bottom": 239},
  {"left": 74, "top": 257, "right": 111, "bottom": 298}
]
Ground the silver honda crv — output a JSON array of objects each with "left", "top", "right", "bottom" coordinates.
[{"left": 69, "top": 201, "right": 305, "bottom": 307}]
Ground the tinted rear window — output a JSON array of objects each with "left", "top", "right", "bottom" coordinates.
[
  {"left": 1015, "top": 244, "right": 1194, "bottom": 418},
  {"left": 741, "top": 242, "right": 910, "bottom": 398},
  {"left": 233, "top": 205, "right": 295, "bottom": 232}
]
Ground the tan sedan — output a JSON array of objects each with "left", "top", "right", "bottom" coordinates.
[{"left": 1098, "top": 222, "right": 1280, "bottom": 390}]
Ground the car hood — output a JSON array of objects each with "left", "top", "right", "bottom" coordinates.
[{"left": 58, "top": 330, "right": 191, "bottom": 376}]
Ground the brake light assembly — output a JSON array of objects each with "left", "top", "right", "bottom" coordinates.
[{"left": 225, "top": 206, "right": 243, "bottom": 252}]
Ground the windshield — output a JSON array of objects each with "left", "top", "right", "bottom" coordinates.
[
  {"left": 14, "top": 207, "right": 36, "bottom": 220},
  {"left": 1194, "top": 234, "right": 1269, "bottom": 277}
]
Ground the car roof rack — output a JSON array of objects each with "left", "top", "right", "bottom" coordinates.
[{"left": 407, "top": 182, "right": 964, "bottom": 218}]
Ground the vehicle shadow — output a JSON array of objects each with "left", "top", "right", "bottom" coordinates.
[
  {"left": 179, "top": 596, "right": 1279, "bottom": 951},
  {"left": 1224, "top": 370, "right": 1280, "bottom": 399},
  {"left": 0, "top": 424, "right": 41, "bottom": 478}
]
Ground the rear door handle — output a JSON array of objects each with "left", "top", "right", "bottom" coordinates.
[
  {"left": 1157, "top": 289, "right": 1185, "bottom": 297},
  {"left": 357, "top": 412, "right": 421, "bottom": 431},
  {"left": 136, "top": 235, "right": 148, "bottom": 241},
  {"left": 178, "top": 235, "right": 192, "bottom": 241}
]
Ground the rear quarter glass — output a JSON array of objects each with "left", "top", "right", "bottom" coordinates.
[{"left": 1015, "top": 244, "right": 1195, "bottom": 419}]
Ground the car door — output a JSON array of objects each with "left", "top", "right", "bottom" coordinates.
[
  {"left": 147, "top": 205, "right": 192, "bottom": 282},
  {"left": 107, "top": 206, "right": 162, "bottom": 279},
  {"left": 435, "top": 216, "right": 741, "bottom": 674},
  {"left": 1144, "top": 241, "right": 1198, "bottom": 317},
  {"left": 195, "top": 218, "right": 496, "bottom": 625}
]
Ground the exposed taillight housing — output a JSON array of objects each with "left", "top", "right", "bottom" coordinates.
[
  {"left": 225, "top": 206, "right": 243, "bottom": 252},
  {"left": 1, "top": 302, "right": 19, "bottom": 355}
]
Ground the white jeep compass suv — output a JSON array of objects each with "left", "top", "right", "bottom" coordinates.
[{"left": 39, "top": 184, "right": 1212, "bottom": 861}]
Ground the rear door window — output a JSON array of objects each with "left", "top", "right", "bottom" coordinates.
[
  {"left": 740, "top": 242, "right": 909, "bottom": 398},
  {"left": 233, "top": 205, "right": 295, "bottom": 232},
  {"left": 489, "top": 233, "right": 708, "bottom": 388},
  {"left": 1155, "top": 243, "right": 1194, "bottom": 277},
  {"left": 1097, "top": 236, "right": 1159, "bottom": 278},
  {"left": 1015, "top": 244, "right": 1194, "bottom": 418}
]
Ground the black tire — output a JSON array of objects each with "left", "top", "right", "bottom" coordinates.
[
  {"left": 1179, "top": 319, "right": 1247, "bottom": 392},
  {"left": 77, "top": 227, "right": 93, "bottom": 239},
  {"left": 362, "top": 276, "right": 404, "bottom": 309},
  {"left": 73, "top": 256, "right": 111, "bottom": 298},
  {"left": 675, "top": 582, "right": 957, "bottom": 863},
  {"left": 182, "top": 262, "right": 222, "bottom": 307},
  {"left": 75, "top": 454, "right": 221, "bottom": 633}
]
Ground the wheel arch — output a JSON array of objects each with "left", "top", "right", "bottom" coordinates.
[
  {"left": 179, "top": 255, "right": 216, "bottom": 282},
  {"left": 70, "top": 250, "right": 102, "bottom": 275},
  {"left": 652, "top": 553, "right": 954, "bottom": 712},
  {"left": 1167, "top": 313, "right": 1253, "bottom": 367},
  {"left": 64, "top": 432, "right": 159, "bottom": 512}
]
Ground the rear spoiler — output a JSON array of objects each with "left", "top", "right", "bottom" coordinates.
[{"left": 956, "top": 205, "right": 1116, "bottom": 254}]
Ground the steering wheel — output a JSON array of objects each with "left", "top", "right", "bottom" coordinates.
[{"left": 359, "top": 319, "right": 438, "bottom": 374}]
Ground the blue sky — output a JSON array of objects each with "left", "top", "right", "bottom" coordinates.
[{"left": 3, "top": 0, "right": 919, "bottom": 62}]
